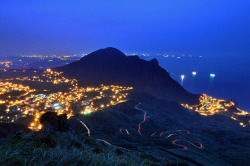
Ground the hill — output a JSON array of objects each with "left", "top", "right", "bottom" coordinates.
[
  {"left": 68, "top": 92, "right": 250, "bottom": 166},
  {"left": 55, "top": 47, "right": 199, "bottom": 105}
]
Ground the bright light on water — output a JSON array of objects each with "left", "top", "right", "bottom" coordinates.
[
  {"left": 192, "top": 72, "right": 197, "bottom": 76},
  {"left": 181, "top": 75, "right": 185, "bottom": 80},
  {"left": 180, "top": 75, "right": 185, "bottom": 85},
  {"left": 210, "top": 74, "right": 216, "bottom": 77}
]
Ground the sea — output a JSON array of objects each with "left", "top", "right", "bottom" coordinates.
[{"left": 139, "top": 55, "right": 250, "bottom": 112}]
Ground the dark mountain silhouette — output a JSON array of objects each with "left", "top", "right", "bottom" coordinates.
[{"left": 55, "top": 47, "right": 199, "bottom": 104}]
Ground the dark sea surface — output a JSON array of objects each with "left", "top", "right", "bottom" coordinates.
[{"left": 140, "top": 55, "right": 250, "bottom": 112}]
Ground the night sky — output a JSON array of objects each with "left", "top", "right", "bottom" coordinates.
[{"left": 0, "top": 0, "right": 249, "bottom": 56}]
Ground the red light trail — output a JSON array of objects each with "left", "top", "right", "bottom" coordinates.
[
  {"left": 77, "top": 103, "right": 204, "bottom": 152},
  {"left": 172, "top": 139, "right": 203, "bottom": 150},
  {"left": 138, "top": 111, "right": 147, "bottom": 136},
  {"left": 135, "top": 103, "right": 147, "bottom": 136}
]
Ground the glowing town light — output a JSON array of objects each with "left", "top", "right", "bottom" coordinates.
[
  {"left": 210, "top": 74, "right": 215, "bottom": 78},
  {"left": 84, "top": 110, "right": 92, "bottom": 115},
  {"left": 192, "top": 72, "right": 197, "bottom": 76},
  {"left": 0, "top": 68, "right": 134, "bottom": 130}
]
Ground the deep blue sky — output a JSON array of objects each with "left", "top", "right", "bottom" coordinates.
[{"left": 0, "top": 0, "right": 249, "bottom": 56}]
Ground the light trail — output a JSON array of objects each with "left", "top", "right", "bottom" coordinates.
[
  {"left": 138, "top": 111, "right": 147, "bottom": 136},
  {"left": 172, "top": 139, "right": 203, "bottom": 150},
  {"left": 78, "top": 118, "right": 91, "bottom": 136},
  {"left": 77, "top": 118, "right": 118, "bottom": 147},
  {"left": 166, "top": 131, "right": 203, "bottom": 150},
  {"left": 160, "top": 130, "right": 189, "bottom": 137},
  {"left": 77, "top": 118, "right": 120, "bottom": 147},
  {"left": 135, "top": 103, "right": 147, "bottom": 136},
  {"left": 134, "top": 103, "right": 144, "bottom": 112},
  {"left": 175, "top": 130, "right": 190, "bottom": 134},
  {"left": 165, "top": 133, "right": 179, "bottom": 138},
  {"left": 120, "top": 128, "right": 130, "bottom": 135},
  {"left": 157, "top": 130, "right": 203, "bottom": 150},
  {"left": 125, "top": 129, "right": 130, "bottom": 134},
  {"left": 121, "top": 103, "right": 204, "bottom": 151},
  {"left": 150, "top": 131, "right": 157, "bottom": 137},
  {"left": 162, "top": 131, "right": 187, "bottom": 138},
  {"left": 172, "top": 140, "right": 188, "bottom": 150},
  {"left": 95, "top": 138, "right": 112, "bottom": 146},
  {"left": 119, "top": 129, "right": 123, "bottom": 134},
  {"left": 160, "top": 131, "right": 169, "bottom": 137}
]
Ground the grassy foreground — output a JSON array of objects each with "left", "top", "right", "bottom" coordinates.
[{"left": 0, "top": 131, "right": 154, "bottom": 166}]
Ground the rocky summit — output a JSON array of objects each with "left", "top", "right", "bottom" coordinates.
[{"left": 55, "top": 47, "right": 200, "bottom": 105}]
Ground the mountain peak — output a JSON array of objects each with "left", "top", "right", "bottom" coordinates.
[
  {"left": 150, "top": 58, "right": 159, "bottom": 66},
  {"left": 56, "top": 47, "right": 199, "bottom": 105},
  {"left": 83, "top": 47, "right": 126, "bottom": 60}
]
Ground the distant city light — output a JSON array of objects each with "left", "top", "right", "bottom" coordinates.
[{"left": 192, "top": 72, "right": 197, "bottom": 76}]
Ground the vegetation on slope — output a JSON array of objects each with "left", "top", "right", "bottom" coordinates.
[{"left": 0, "top": 131, "right": 179, "bottom": 166}]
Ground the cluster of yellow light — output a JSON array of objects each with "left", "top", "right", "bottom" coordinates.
[
  {"left": 234, "top": 108, "right": 249, "bottom": 115},
  {"left": 0, "top": 61, "right": 13, "bottom": 68},
  {"left": 182, "top": 94, "right": 250, "bottom": 127},
  {"left": 16, "top": 69, "right": 76, "bottom": 85},
  {"left": 21, "top": 55, "right": 74, "bottom": 60},
  {"left": 0, "top": 82, "right": 32, "bottom": 95},
  {"left": 182, "top": 94, "right": 237, "bottom": 116},
  {"left": 0, "top": 69, "right": 7, "bottom": 72},
  {"left": 0, "top": 69, "right": 133, "bottom": 130}
]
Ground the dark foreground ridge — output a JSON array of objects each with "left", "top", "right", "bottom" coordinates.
[{"left": 55, "top": 47, "right": 199, "bottom": 105}]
